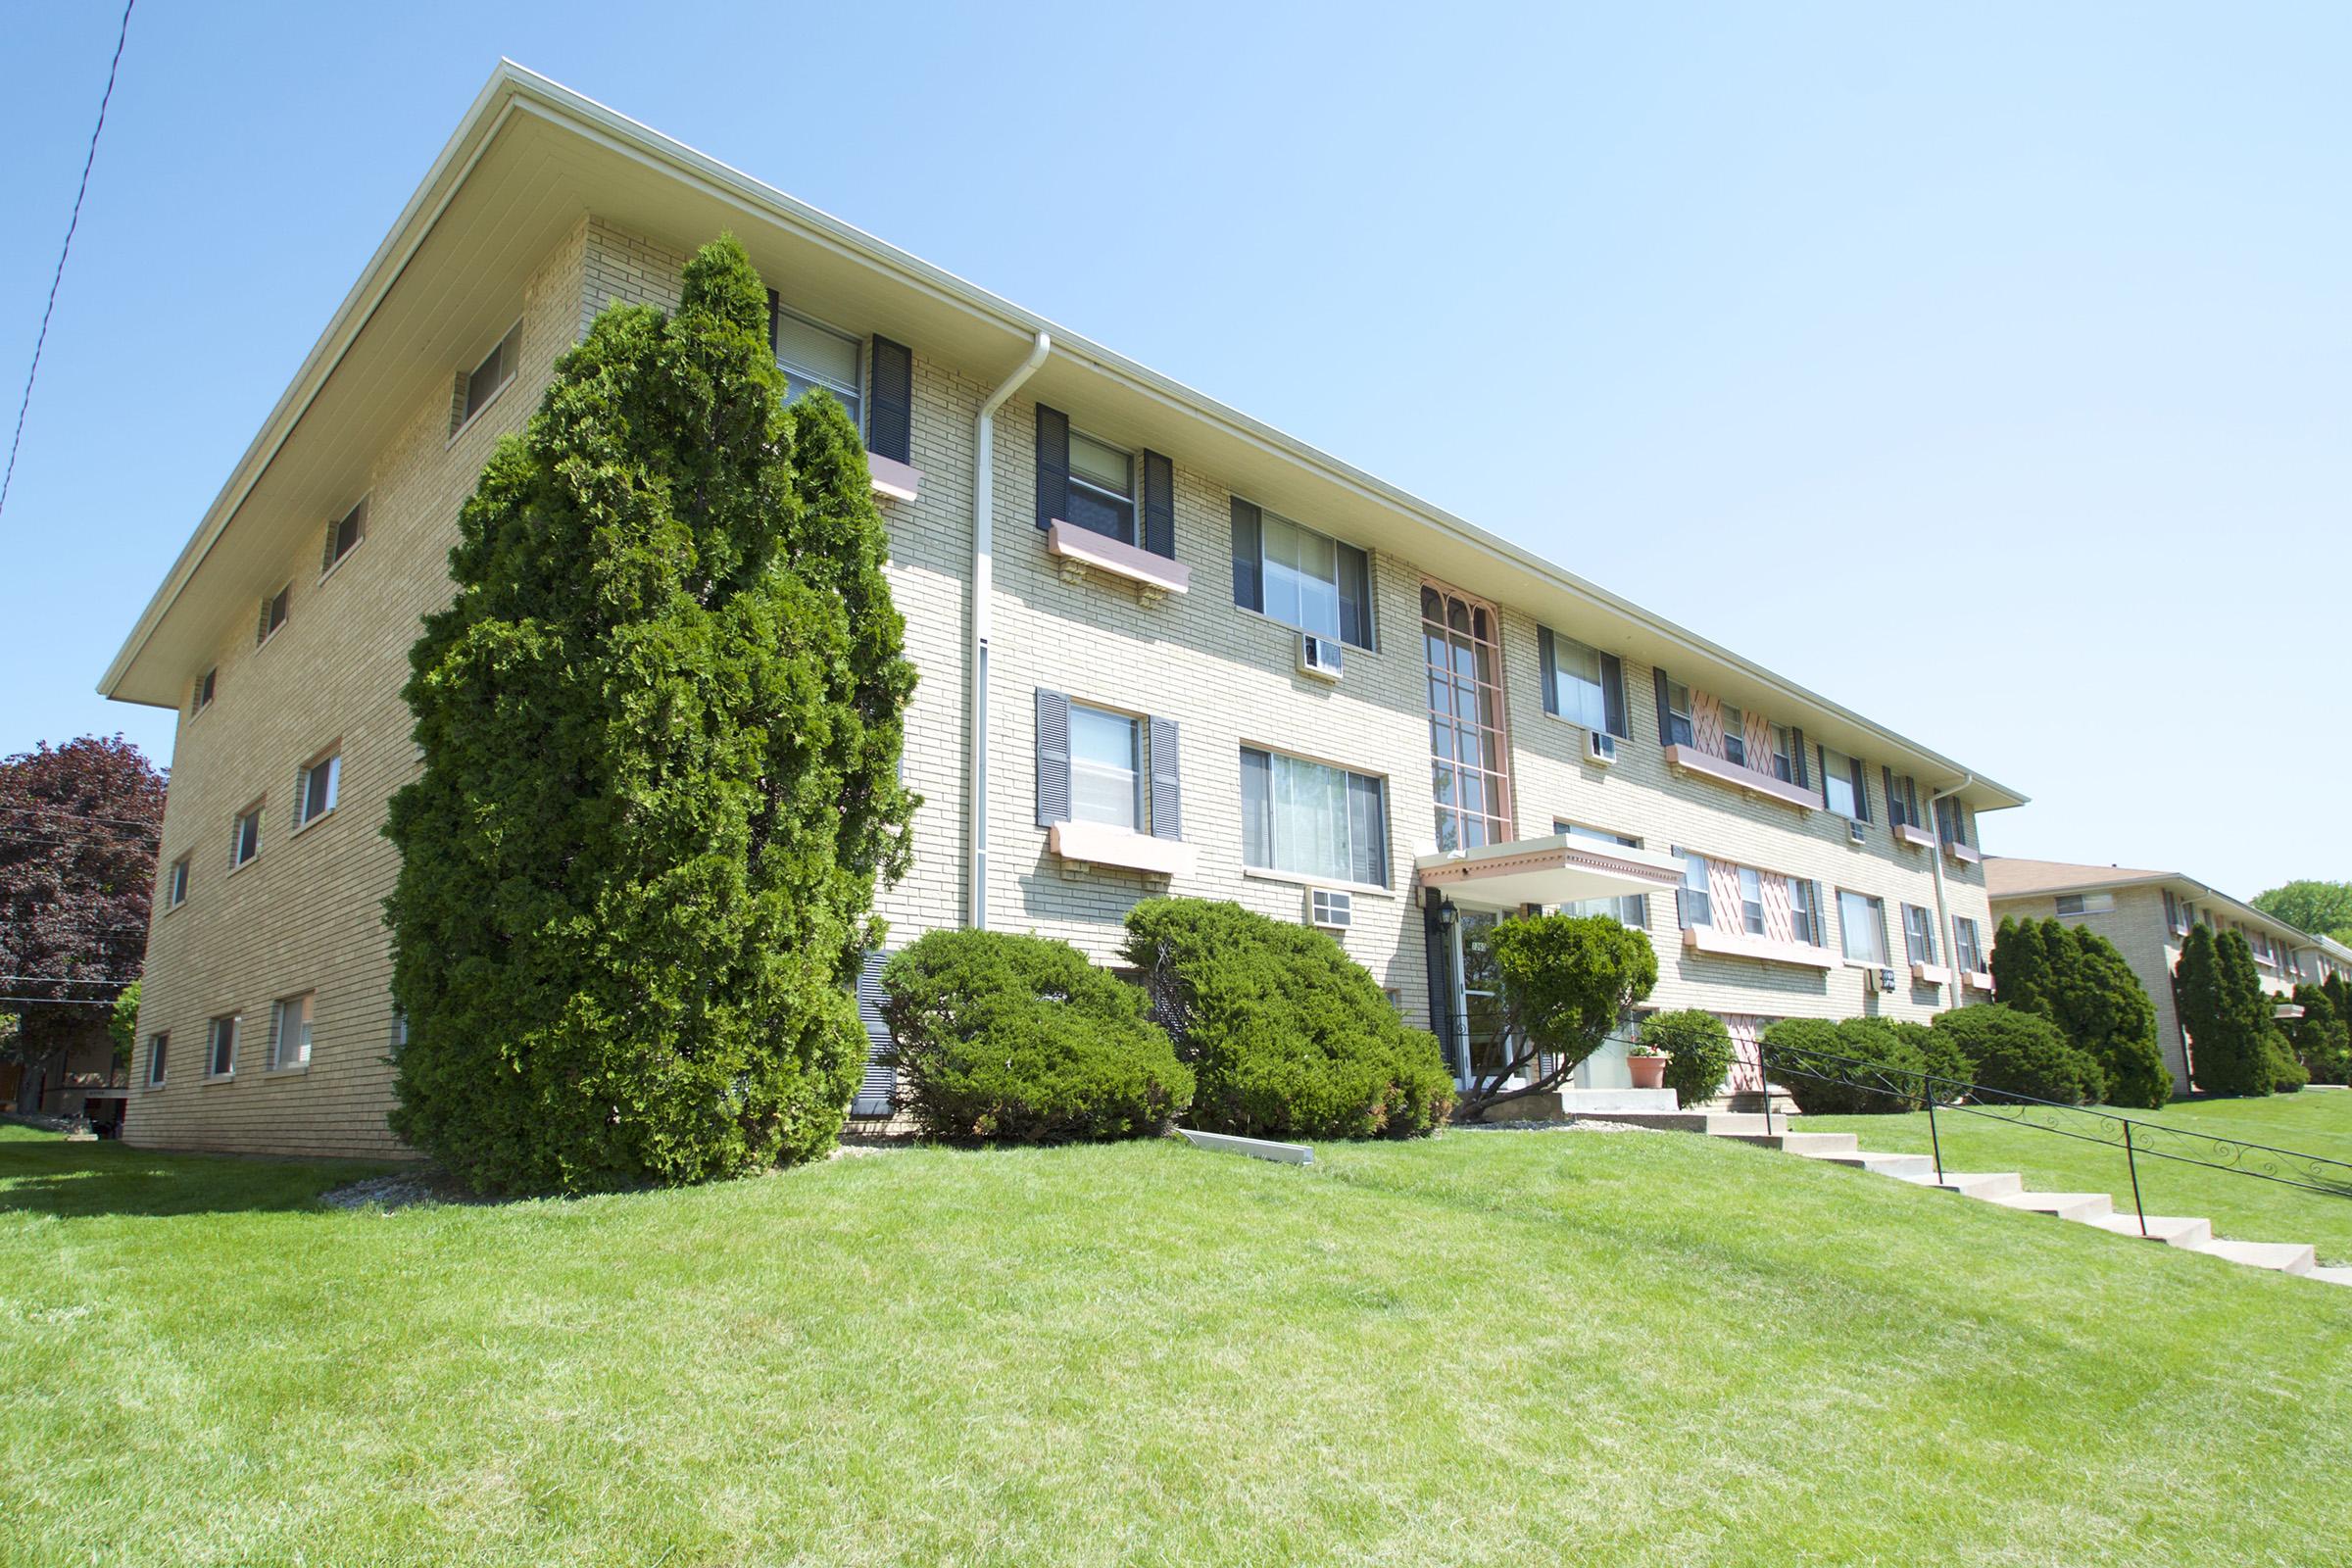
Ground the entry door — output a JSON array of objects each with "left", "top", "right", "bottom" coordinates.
[{"left": 1455, "top": 910, "right": 1511, "bottom": 1085}]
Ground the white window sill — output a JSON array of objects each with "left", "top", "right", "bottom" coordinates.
[
  {"left": 227, "top": 855, "right": 259, "bottom": 876},
  {"left": 1910, "top": 961, "right": 1953, "bottom": 987},
  {"left": 201, "top": 1073, "right": 235, "bottom": 1086},
  {"left": 318, "top": 535, "right": 367, "bottom": 586},
  {"left": 1943, "top": 842, "right": 1983, "bottom": 865},
  {"left": 1662, "top": 745, "right": 1818, "bottom": 811},
  {"left": 446, "top": 376, "right": 515, "bottom": 448},
  {"left": 867, "top": 453, "right": 922, "bottom": 503},
  {"left": 189, "top": 704, "right": 214, "bottom": 724},
  {"left": 1241, "top": 865, "right": 1396, "bottom": 900},
  {"left": 1049, "top": 820, "right": 1197, "bottom": 877},
  {"left": 1045, "top": 520, "right": 1191, "bottom": 600},
  {"left": 1681, "top": 924, "right": 1838, "bottom": 970},
  {"left": 1891, "top": 823, "right": 1936, "bottom": 851},
  {"left": 289, "top": 806, "right": 337, "bottom": 840},
  {"left": 1963, "top": 970, "right": 1995, "bottom": 992},
  {"left": 256, "top": 625, "right": 286, "bottom": 655},
  {"left": 266, "top": 1061, "right": 310, "bottom": 1077}
]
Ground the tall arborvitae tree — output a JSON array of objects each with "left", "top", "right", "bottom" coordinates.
[
  {"left": 2177, "top": 926, "right": 2273, "bottom": 1098},
  {"left": 1989, "top": 915, "right": 2053, "bottom": 1012},
  {"left": 2051, "top": 922, "right": 2170, "bottom": 1108},
  {"left": 384, "top": 235, "right": 917, "bottom": 1195}
]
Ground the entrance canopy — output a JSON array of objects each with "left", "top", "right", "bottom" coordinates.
[{"left": 1416, "top": 834, "right": 1687, "bottom": 912}]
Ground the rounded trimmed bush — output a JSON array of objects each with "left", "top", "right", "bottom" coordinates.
[
  {"left": 1930, "top": 1004, "right": 2104, "bottom": 1105},
  {"left": 1767, "top": 1017, "right": 1928, "bottom": 1115},
  {"left": 2269, "top": 1035, "right": 2309, "bottom": 1095},
  {"left": 879, "top": 930, "right": 1192, "bottom": 1144},
  {"left": 1122, "top": 898, "right": 1453, "bottom": 1139},
  {"left": 1895, "top": 1019, "right": 1973, "bottom": 1104},
  {"left": 1639, "top": 1009, "right": 1734, "bottom": 1109}
]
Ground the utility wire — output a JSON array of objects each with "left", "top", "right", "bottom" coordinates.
[
  {"left": 0, "top": 0, "right": 136, "bottom": 520},
  {"left": 0, "top": 804, "right": 164, "bottom": 830}
]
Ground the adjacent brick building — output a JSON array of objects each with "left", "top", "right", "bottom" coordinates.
[{"left": 102, "top": 67, "right": 2025, "bottom": 1156}]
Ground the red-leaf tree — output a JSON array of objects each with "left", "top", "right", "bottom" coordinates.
[{"left": 0, "top": 735, "right": 167, "bottom": 1094}]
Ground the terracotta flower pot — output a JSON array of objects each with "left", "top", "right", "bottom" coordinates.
[{"left": 1628, "top": 1054, "right": 1667, "bottom": 1090}]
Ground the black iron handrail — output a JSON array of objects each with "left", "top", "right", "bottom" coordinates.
[{"left": 1756, "top": 1039, "right": 2352, "bottom": 1238}]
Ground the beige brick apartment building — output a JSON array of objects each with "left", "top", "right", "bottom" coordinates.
[
  {"left": 101, "top": 66, "right": 2024, "bottom": 1157},
  {"left": 1987, "top": 858, "right": 2337, "bottom": 1092}
]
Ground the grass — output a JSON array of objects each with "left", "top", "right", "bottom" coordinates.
[
  {"left": 1797, "top": 1089, "right": 2352, "bottom": 1265},
  {"left": 3, "top": 1120, "right": 2349, "bottom": 1567}
]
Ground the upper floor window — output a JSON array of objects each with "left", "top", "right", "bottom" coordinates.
[
  {"left": 1954, "top": 915, "right": 1985, "bottom": 973},
  {"left": 1663, "top": 680, "right": 1694, "bottom": 747},
  {"left": 230, "top": 804, "right": 262, "bottom": 869},
  {"left": 1035, "top": 689, "right": 1180, "bottom": 843},
  {"left": 1768, "top": 724, "right": 1795, "bottom": 782},
  {"left": 1902, "top": 904, "right": 1937, "bottom": 965},
  {"left": 294, "top": 750, "right": 340, "bottom": 830},
  {"left": 257, "top": 584, "right": 290, "bottom": 647},
  {"left": 167, "top": 855, "right": 189, "bottom": 909},
  {"left": 1230, "top": 500, "right": 1372, "bottom": 647},
  {"left": 1069, "top": 703, "right": 1145, "bottom": 832},
  {"left": 191, "top": 666, "right": 217, "bottom": 717},
  {"left": 1243, "top": 748, "right": 1388, "bottom": 887},
  {"left": 1422, "top": 584, "right": 1512, "bottom": 853},
  {"left": 270, "top": 992, "right": 314, "bottom": 1070},
  {"left": 769, "top": 302, "right": 862, "bottom": 428},
  {"left": 1821, "top": 743, "right": 1868, "bottom": 820},
  {"left": 1541, "top": 632, "right": 1626, "bottom": 737},
  {"left": 2162, "top": 890, "right": 2188, "bottom": 935},
  {"left": 2053, "top": 892, "right": 2114, "bottom": 916},
  {"left": 1556, "top": 823, "right": 1646, "bottom": 927},
  {"left": 322, "top": 497, "right": 368, "bottom": 575},
  {"left": 1721, "top": 704, "right": 1748, "bottom": 768},
  {"left": 1884, "top": 769, "right": 1923, "bottom": 829},
  {"left": 1789, "top": 877, "right": 1822, "bottom": 946},
  {"left": 1065, "top": 430, "right": 1136, "bottom": 544},
  {"left": 1677, "top": 851, "right": 1712, "bottom": 928},
  {"left": 1935, "top": 796, "right": 1971, "bottom": 847},
  {"left": 459, "top": 321, "right": 521, "bottom": 430},
  {"left": 1737, "top": 866, "right": 1767, "bottom": 935},
  {"left": 1838, "top": 890, "right": 1888, "bottom": 965}
]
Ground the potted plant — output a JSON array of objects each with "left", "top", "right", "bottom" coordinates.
[{"left": 1625, "top": 1038, "right": 1668, "bottom": 1090}]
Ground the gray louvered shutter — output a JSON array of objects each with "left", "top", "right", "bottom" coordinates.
[
  {"left": 1599, "top": 653, "right": 1627, "bottom": 737},
  {"left": 1652, "top": 667, "right": 1673, "bottom": 746},
  {"left": 1538, "top": 626, "right": 1558, "bottom": 716},
  {"left": 1148, "top": 715, "right": 1182, "bottom": 841},
  {"left": 1230, "top": 497, "right": 1262, "bottom": 612},
  {"left": 1035, "top": 405, "right": 1068, "bottom": 531},
  {"left": 257, "top": 599, "right": 271, "bottom": 646},
  {"left": 765, "top": 288, "right": 781, "bottom": 355},
  {"left": 1142, "top": 450, "right": 1175, "bottom": 560},
  {"left": 852, "top": 951, "right": 897, "bottom": 1117},
  {"left": 321, "top": 519, "right": 340, "bottom": 574},
  {"left": 1348, "top": 773, "right": 1387, "bottom": 887},
  {"left": 1337, "top": 544, "right": 1371, "bottom": 648},
  {"left": 1853, "top": 758, "right": 1872, "bottom": 822},
  {"left": 1790, "top": 728, "right": 1809, "bottom": 790},
  {"left": 1035, "top": 690, "right": 1070, "bottom": 826},
  {"left": 868, "top": 335, "right": 913, "bottom": 463},
  {"left": 1812, "top": 882, "right": 1829, "bottom": 946}
]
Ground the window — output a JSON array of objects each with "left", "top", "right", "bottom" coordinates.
[
  {"left": 1838, "top": 891, "right": 1888, "bottom": 965},
  {"left": 322, "top": 498, "right": 367, "bottom": 573},
  {"left": 230, "top": 805, "right": 262, "bottom": 869},
  {"left": 258, "top": 584, "right": 290, "bottom": 646},
  {"left": 1954, "top": 915, "right": 1985, "bottom": 974},
  {"left": 1066, "top": 430, "right": 1136, "bottom": 544},
  {"left": 1884, "top": 769, "right": 1923, "bottom": 829},
  {"left": 1231, "top": 503, "right": 1373, "bottom": 648},
  {"left": 1068, "top": 704, "right": 1143, "bottom": 831},
  {"left": 167, "top": 855, "right": 189, "bottom": 909},
  {"left": 1555, "top": 822, "right": 1645, "bottom": 926},
  {"left": 460, "top": 322, "right": 521, "bottom": 429},
  {"left": 1737, "top": 866, "right": 1766, "bottom": 935},
  {"left": 1721, "top": 704, "right": 1748, "bottom": 768},
  {"left": 1789, "top": 878, "right": 1822, "bottom": 946},
  {"left": 390, "top": 1008, "right": 410, "bottom": 1056},
  {"left": 2054, "top": 892, "right": 2114, "bottom": 916},
  {"left": 1242, "top": 749, "right": 1389, "bottom": 886},
  {"left": 770, "top": 304, "right": 862, "bottom": 429},
  {"left": 1902, "top": 904, "right": 1936, "bottom": 965},
  {"left": 191, "top": 666, "right": 217, "bottom": 716},
  {"left": 294, "top": 752, "right": 340, "bottom": 829},
  {"left": 270, "top": 993, "right": 314, "bottom": 1070},
  {"left": 146, "top": 1033, "right": 168, "bottom": 1088},
  {"left": 1422, "top": 584, "right": 1512, "bottom": 852},
  {"left": 1544, "top": 632, "right": 1625, "bottom": 737},
  {"left": 1935, "top": 796, "right": 1971, "bottom": 847},
  {"left": 1821, "top": 744, "right": 1866, "bottom": 819},
  {"left": 1677, "top": 851, "right": 1712, "bottom": 928},
  {"left": 1769, "top": 725, "right": 1794, "bottom": 783},
  {"left": 2163, "top": 890, "right": 2188, "bottom": 935},
  {"left": 1664, "top": 680, "right": 1694, "bottom": 747},
  {"left": 206, "top": 1014, "right": 238, "bottom": 1079}
]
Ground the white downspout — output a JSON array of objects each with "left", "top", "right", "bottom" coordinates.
[
  {"left": 967, "top": 331, "right": 1052, "bottom": 930},
  {"left": 1924, "top": 773, "right": 1973, "bottom": 1009}
]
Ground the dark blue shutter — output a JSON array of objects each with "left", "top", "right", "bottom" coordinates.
[
  {"left": 1337, "top": 543, "right": 1372, "bottom": 648},
  {"left": 1599, "top": 653, "right": 1627, "bottom": 737},
  {"left": 868, "top": 335, "right": 913, "bottom": 463},
  {"left": 1035, "top": 690, "right": 1070, "bottom": 826},
  {"left": 1790, "top": 729, "right": 1808, "bottom": 790},
  {"left": 1348, "top": 773, "right": 1387, "bottom": 887},
  {"left": 1142, "top": 450, "right": 1175, "bottom": 560},
  {"left": 765, "top": 289, "right": 780, "bottom": 355},
  {"left": 852, "top": 952, "right": 897, "bottom": 1117},
  {"left": 1035, "top": 405, "right": 1069, "bottom": 531},
  {"left": 1230, "top": 497, "right": 1262, "bottom": 612},
  {"left": 1853, "top": 758, "right": 1872, "bottom": 822},
  {"left": 1652, "top": 667, "right": 1674, "bottom": 746},
  {"left": 1537, "top": 626, "right": 1558, "bottom": 716},
  {"left": 1148, "top": 715, "right": 1182, "bottom": 840}
]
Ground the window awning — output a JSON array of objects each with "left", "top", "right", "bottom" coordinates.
[{"left": 1415, "top": 834, "right": 1688, "bottom": 911}]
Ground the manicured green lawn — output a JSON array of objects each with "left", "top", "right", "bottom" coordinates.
[
  {"left": 3, "top": 1120, "right": 2348, "bottom": 1567},
  {"left": 1798, "top": 1089, "right": 2352, "bottom": 1265}
]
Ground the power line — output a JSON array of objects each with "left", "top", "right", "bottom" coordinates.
[
  {"left": 0, "top": 803, "right": 164, "bottom": 831},
  {"left": 0, "top": 0, "right": 136, "bottom": 520},
  {"left": 0, "top": 996, "right": 120, "bottom": 1008}
]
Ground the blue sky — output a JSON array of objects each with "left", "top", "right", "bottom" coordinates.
[{"left": 3, "top": 2, "right": 2344, "bottom": 901}]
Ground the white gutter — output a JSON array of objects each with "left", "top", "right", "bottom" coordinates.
[
  {"left": 1925, "top": 773, "right": 1972, "bottom": 1008},
  {"left": 967, "top": 331, "right": 1051, "bottom": 929}
]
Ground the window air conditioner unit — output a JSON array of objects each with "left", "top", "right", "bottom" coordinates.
[
  {"left": 1308, "top": 887, "right": 1353, "bottom": 930},
  {"left": 1848, "top": 818, "right": 1867, "bottom": 846},
  {"left": 1586, "top": 729, "right": 1617, "bottom": 765},
  {"left": 1298, "top": 632, "right": 1344, "bottom": 681},
  {"left": 1877, "top": 966, "right": 1898, "bottom": 993}
]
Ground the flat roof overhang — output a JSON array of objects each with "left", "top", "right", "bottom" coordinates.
[
  {"left": 98, "top": 63, "right": 2027, "bottom": 815},
  {"left": 1416, "top": 834, "right": 1689, "bottom": 912}
]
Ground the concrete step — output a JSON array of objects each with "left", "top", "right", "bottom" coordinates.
[
  {"left": 2307, "top": 1265, "right": 2352, "bottom": 1287},
  {"left": 1724, "top": 1131, "right": 1859, "bottom": 1156},
  {"left": 1989, "top": 1190, "right": 2115, "bottom": 1223},
  {"left": 2085, "top": 1213, "right": 2214, "bottom": 1249},
  {"left": 1801, "top": 1150, "right": 1936, "bottom": 1181},
  {"left": 1483, "top": 1087, "right": 1681, "bottom": 1120},
  {"left": 1929, "top": 1171, "right": 2024, "bottom": 1200},
  {"left": 2188, "top": 1238, "right": 2316, "bottom": 1276},
  {"left": 1543, "top": 1109, "right": 1768, "bottom": 1135}
]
